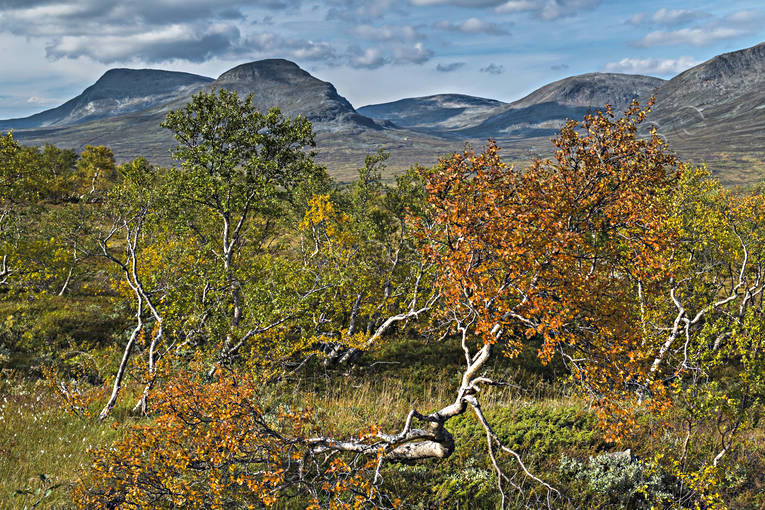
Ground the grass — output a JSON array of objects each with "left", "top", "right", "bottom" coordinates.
[{"left": 0, "top": 374, "right": 129, "bottom": 510}]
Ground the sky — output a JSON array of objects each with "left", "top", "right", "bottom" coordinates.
[{"left": 0, "top": 0, "right": 763, "bottom": 119}]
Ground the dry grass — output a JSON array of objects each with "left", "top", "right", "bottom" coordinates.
[{"left": 0, "top": 374, "right": 126, "bottom": 510}]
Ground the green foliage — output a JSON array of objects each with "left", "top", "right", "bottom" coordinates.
[
  {"left": 0, "top": 296, "right": 124, "bottom": 366},
  {"left": 162, "top": 88, "right": 318, "bottom": 201},
  {"left": 431, "top": 464, "right": 496, "bottom": 507},
  {"left": 449, "top": 404, "right": 601, "bottom": 457}
]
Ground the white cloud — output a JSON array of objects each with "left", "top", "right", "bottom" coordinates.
[
  {"left": 630, "top": 9, "right": 763, "bottom": 48},
  {"left": 26, "top": 96, "right": 59, "bottom": 105},
  {"left": 46, "top": 23, "right": 241, "bottom": 63},
  {"left": 326, "top": 0, "right": 400, "bottom": 22},
  {"left": 627, "top": 8, "right": 708, "bottom": 27},
  {"left": 411, "top": 0, "right": 504, "bottom": 6},
  {"left": 349, "top": 46, "right": 387, "bottom": 69},
  {"left": 347, "top": 40, "right": 434, "bottom": 68},
  {"left": 434, "top": 17, "right": 509, "bottom": 35},
  {"left": 495, "top": 0, "right": 600, "bottom": 20},
  {"left": 632, "top": 27, "right": 750, "bottom": 48},
  {"left": 603, "top": 56, "right": 699, "bottom": 75},
  {"left": 351, "top": 24, "right": 422, "bottom": 41},
  {"left": 392, "top": 42, "right": 433, "bottom": 64},
  {"left": 410, "top": 0, "right": 600, "bottom": 20}
]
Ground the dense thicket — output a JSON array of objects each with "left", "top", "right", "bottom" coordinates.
[{"left": 0, "top": 92, "right": 762, "bottom": 509}]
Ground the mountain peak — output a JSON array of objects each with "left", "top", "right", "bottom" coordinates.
[
  {"left": 209, "top": 59, "right": 381, "bottom": 132},
  {"left": 653, "top": 41, "right": 765, "bottom": 109},
  {"left": 84, "top": 68, "right": 214, "bottom": 101},
  {"left": 0, "top": 68, "right": 213, "bottom": 130},
  {"left": 216, "top": 59, "right": 308, "bottom": 83}
]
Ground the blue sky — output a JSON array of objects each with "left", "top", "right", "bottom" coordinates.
[{"left": 0, "top": 0, "right": 763, "bottom": 118}]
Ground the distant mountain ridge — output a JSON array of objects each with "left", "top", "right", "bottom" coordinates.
[
  {"left": 359, "top": 73, "right": 665, "bottom": 139},
  {"left": 357, "top": 94, "right": 505, "bottom": 132},
  {"left": 0, "top": 69, "right": 213, "bottom": 130},
  {"left": 2, "top": 41, "right": 764, "bottom": 185}
]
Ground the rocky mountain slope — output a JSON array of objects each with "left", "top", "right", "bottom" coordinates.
[
  {"left": 4, "top": 60, "right": 435, "bottom": 178},
  {"left": 0, "top": 69, "right": 213, "bottom": 130},
  {"left": 360, "top": 73, "right": 664, "bottom": 139},
  {"left": 357, "top": 94, "right": 504, "bottom": 132},
  {"left": 647, "top": 42, "right": 765, "bottom": 141},
  {"left": 209, "top": 60, "right": 382, "bottom": 132},
  {"left": 643, "top": 42, "right": 765, "bottom": 185}
]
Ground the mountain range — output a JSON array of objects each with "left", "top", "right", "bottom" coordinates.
[{"left": 2, "top": 42, "right": 764, "bottom": 185}]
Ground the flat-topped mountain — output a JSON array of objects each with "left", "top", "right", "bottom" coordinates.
[
  {"left": 0, "top": 69, "right": 213, "bottom": 130},
  {"left": 357, "top": 94, "right": 505, "bottom": 131},
  {"left": 208, "top": 59, "right": 380, "bottom": 131}
]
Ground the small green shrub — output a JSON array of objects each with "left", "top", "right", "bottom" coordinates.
[{"left": 559, "top": 450, "right": 671, "bottom": 508}]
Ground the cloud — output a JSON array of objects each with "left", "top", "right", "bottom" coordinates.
[
  {"left": 0, "top": 0, "right": 316, "bottom": 64},
  {"left": 26, "top": 95, "right": 59, "bottom": 104},
  {"left": 436, "top": 61, "right": 466, "bottom": 72},
  {"left": 550, "top": 63, "right": 569, "bottom": 71},
  {"left": 0, "top": 1, "right": 289, "bottom": 37},
  {"left": 630, "top": 9, "right": 763, "bottom": 47},
  {"left": 348, "top": 46, "right": 387, "bottom": 69},
  {"left": 632, "top": 26, "right": 750, "bottom": 48},
  {"left": 0, "top": 0, "right": 354, "bottom": 65},
  {"left": 350, "top": 24, "right": 423, "bottom": 41},
  {"left": 480, "top": 63, "right": 504, "bottom": 74},
  {"left": 392, "top": 42, "right": 433, "bottom": 64},
  {"left": 245, "top": 33, "right": 338, "bottom": 62},
  {"left": 409, "top": 0, "right": 600, "bottom": 20},
  {"left": 724, "top": 8, "right": 765, "bottom": 24},
  {"left": 45, "top": 23, "right": 242, "bottom": 63},
  {"left": 347, "top": 41, "right": 434, "bottom": 68},
  {"left": 494, "top": 0, "right": 600, "bottom": 21},
  {"left": 603, "top": 56, "right": 699, "bottom": 75},
  {"left": 434, "top": 18, "right": 509, "bottom": 35},
  {"left": 627, "top": 8, "right": 708, "bottom": 27},
  {"left": 326, "top": 0, "right": 400, "bottom": 22},
  {"left": 411, "top": 0, "right": 504, "bottom": 6},
  {"left": 284, "top": 41, "right": 337, "bottom": 61}
]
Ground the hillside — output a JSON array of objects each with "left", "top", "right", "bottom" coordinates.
[
  {"left": 454, "top": 73, "right": 665, "bottom": 139},
  {"left": 0, "top": 69, "right": 213, "bottom": 130},
  {"left": 211, "top": 59, "right": 382, "bottom": 132},
  {"left": 5, "top": 60, "right": 454, "bottom": 179},
  {"left": 358, "top": 73, "right": 664, "bottom": 139},
  {"left": 357, "top": 94, "right": 505, "bottom": 132},
  {"left": 646, "top": 42, "right": 765, "bottom": 185}
]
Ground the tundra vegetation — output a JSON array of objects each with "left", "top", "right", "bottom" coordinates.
[{"left": 0, "top": 90, "right": 763, "bottom": 509}]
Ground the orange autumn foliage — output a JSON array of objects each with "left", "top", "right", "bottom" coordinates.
[
  {"left": 74, "top": 365, "right": 398, "bottom": 509},
  {"left": 416, "top": 101, "right": 680, "bottom": 438}
]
